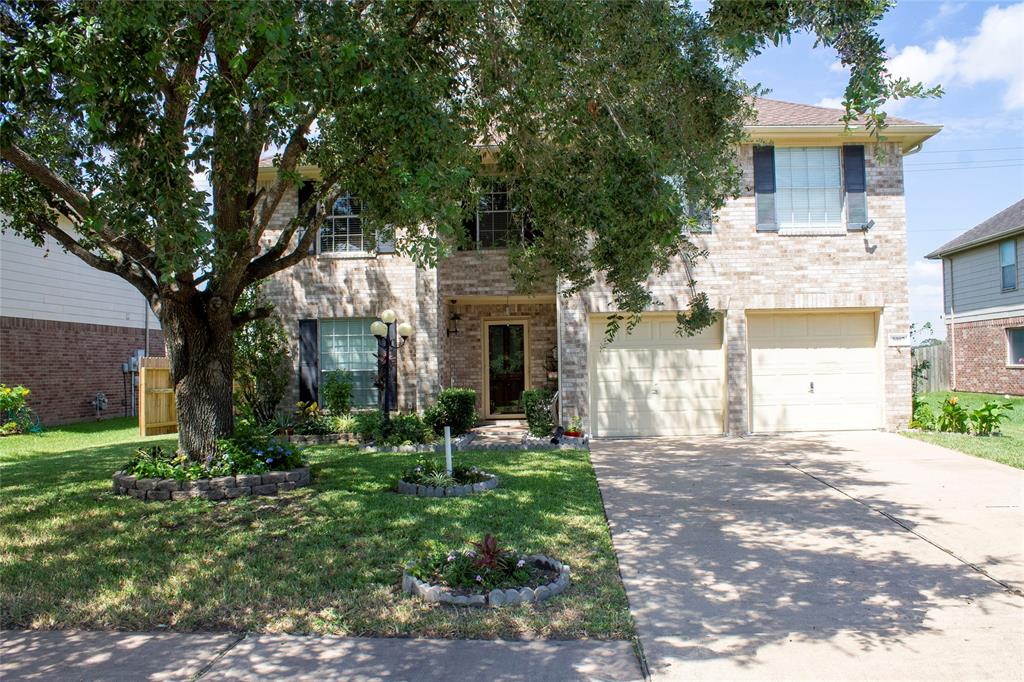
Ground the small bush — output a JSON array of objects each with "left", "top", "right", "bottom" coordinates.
[
  {"left": 407, "top": 535, "right": 539, "bottom": 592},
  {"left": 968, "top": 400, "right": 1014, "bottom": 435},
  {"left": 292, "top": 401, "right": 335, "bottom": 435},
  {"left": 0, "top": 384, "right": 36, "bottom": 434},
  {"left": 123, "top": 428, "right": 306, "bottom": 480},
  {"left": 909, "top": 394, "right": 935, "bottom": 430},
  {"left": 522, "top": 387, "right": 555, "bottom": 437},
  {"left": 936, "top": 395, "right": 969, "bottom": 434},
  {"left": 424, "top": 388, "right": 478, "bottom": 435},
  {"left": 0, "top": 384, "right": 30, "bottom": 416},
  {"left": 400, "top": 456, "right": 491, "bottom": 486},
  {"left": 233, "top": 285, "right": 290, "bottom": 425},
  {"left": 321, "top": 370, "right": 355, "bottom": 415},
  {"left": 354, "top": 410, "right": 435, "bottom": 446}
]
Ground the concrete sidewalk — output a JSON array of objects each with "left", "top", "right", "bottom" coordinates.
[{"left": 0, "top": 630, "right": 643, "bottom": 681}]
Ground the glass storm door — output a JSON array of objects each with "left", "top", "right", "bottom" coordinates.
[{"left": 487, "top": 323, "right": 526, "bottom": 416}]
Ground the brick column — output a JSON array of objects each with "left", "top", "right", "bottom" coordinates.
[{"left": 724, "top": 309, "right": 748, "bottom": 435}]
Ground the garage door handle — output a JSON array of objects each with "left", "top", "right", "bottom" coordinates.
[{"left": 809, "top": 381, "right": 814, "bottom": 394}]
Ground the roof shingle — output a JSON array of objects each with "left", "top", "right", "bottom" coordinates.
[
  {"left": 927, "top": 199, "right": 1024, "bottom": 258},
  {"left": 750, "top": 97, "right": 928, "bottom": 127}
]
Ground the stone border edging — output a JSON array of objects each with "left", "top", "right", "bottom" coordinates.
[
  {"left": 522, "top": 434, "right": 589, "bottom": 450},
  {"left": 396, "top": 473, "right": 499, "bottom": 497},
  {"left": 112, "top": 467, "right": 311, "bottom": 501},
  {"left": 359, "top": 431, "right": 476, "bottom": 454},
  {"left": 402, "top": 555, "right": 570, "bottom": 606},
  {"left": 287, "top": 433, "right": 356, "bottom": 445}
]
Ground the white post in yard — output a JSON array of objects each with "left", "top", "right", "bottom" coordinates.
[{"left": 444, "top": 426, "right": 453, "bottom": 475}]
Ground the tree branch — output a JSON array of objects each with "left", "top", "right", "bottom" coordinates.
[
  {"left": 253, "top": 110, "right": 318, "bottom": 238},
  {"left": 1, "top": 144, "right": 92, "bottom": 219},
  {"left": 231, "top": 304, "right": 274, "bottom": 327}
]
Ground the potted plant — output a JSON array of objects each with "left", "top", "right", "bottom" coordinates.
[{"left": 564, "top": 415, "right": 583, "bottom": 438}]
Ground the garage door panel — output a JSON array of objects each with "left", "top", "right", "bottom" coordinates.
[
  {"left": 749, "top": 312, "right": 880, "bottom": 433},
  {"left": 590, "top": 317, "right": 724, "bottom": 437}
]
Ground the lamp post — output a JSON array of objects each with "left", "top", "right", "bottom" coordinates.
[{"left": 371, "top": 308, "right": 414, "bottom": 434}]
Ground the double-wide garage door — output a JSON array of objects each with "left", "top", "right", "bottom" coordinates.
[
  {"left": 589, "top": 316, "right": 725, "bottom": 437},
  {"left": 748, "top": 312, "right": 881, "bottom": 432}
]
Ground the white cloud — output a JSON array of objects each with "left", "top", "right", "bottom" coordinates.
[
  {"left": 814, "top": 97, "right": 845, "bottom": 109},
  {"left": 886, "top": 3, "right": 1024, "bottom": 110},
  {"left": 828, "top": 61, "right": 849, "bottom": 74},
  {"left": 925, "top": 2, "right": 967, "bottom": 33},
  {"left": 908, "top": 258, "right": 946, "bottom": 337}
]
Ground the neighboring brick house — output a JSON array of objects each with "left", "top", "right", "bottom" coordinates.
[
  {"left": 927, "top": 200, "right": 1024, "bottom": 396},
  {"left": 263, "top": 98, "right": 941, "bottom": 435},
  {"left": 0, "top": 228, "right": 164, "bottom": 424}
]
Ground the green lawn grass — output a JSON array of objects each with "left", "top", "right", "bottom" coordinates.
[
  {"left": 903, "top": 391, "right": 1024, "bottom": 470},
  {"left": 0, "top": 419, "right": 633, "bottom": 640}
]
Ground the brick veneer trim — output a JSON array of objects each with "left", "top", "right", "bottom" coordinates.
[
  {"left": 948, "top": 316, "right": 1024, "bottom": 396},
  {"left": 0, "top": 316, "right": 166, "bottom": 425}
]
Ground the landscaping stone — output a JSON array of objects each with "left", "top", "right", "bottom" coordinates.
[
  {"left": 208, "top": 476, "right": 234, "bottom": 488},
  {"left": 252, "top": 484, "right": 277, "bottom": 495},
  {"left": 135, "top": 478, "right": 159, "bottom": 492},
  {"left": 156, "top": 479, "right": 181, "bottom": 491},
  {"left": 127, "top": 488, "right": 146, "bottom": 500},
  {"left": 184, "top": 479, "right": 210, "bottom": 491},
  {"left": 284, "top": 469, "right": 306, "bottom": 482},
  {"left": 197, "top": 488, "right": 226, "bottom": 501},
  {"left": 467, "top": 595, "right": 486, "bottom": 606},
  {"left": 224, "top": 486, "right": 251, "bottom": 498},
  {"left": 236, "top": 474, "right": 262, "bottom": 487},
  {"left": 147, "top": 490, "right": 171, "bottom": 501},
  {"left": 261, "top": 472, "right": 288, "bottom": 484},
  {"left": 171, "top": 490, "right": 194, "bottom": 501},
  {"left": 488, "top": 589, "right": 506, "bottom": 606},
  {"left": 112, "top": 468, "right": 309, "bottom": 503},
  {"left": 504, "top": 589, "right": 521, "bottom": 605},
  {"left": 519, "top": 587, "right": 536, "bottom": 603},
  {"left": 401, "top": 555, "right": 570, "bottom": 608},
  {"left": 453, "top": 595, "right": 470, "bottom": 606},
  {"left": 277, "top": 482, "right": 296, "bottom": 492},
  {"left": 535, "top": 585, "right": 550, "bottom": 600}
]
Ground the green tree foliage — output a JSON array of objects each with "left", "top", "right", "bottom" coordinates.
[
  {"left": 233, "top": 284, "right": 290, "bottom": 426},
  {"left": 0, "top": 0, "right": 938, "bottom": 457}
]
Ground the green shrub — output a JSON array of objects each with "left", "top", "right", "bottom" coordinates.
[
  {"left": 522, "top": 387, "right": 555, "bottom": 437},
  {"left": 321, "top": 370, "right": 355, "bottom": 415},
  {"left": 936, "top": 395, "right": 969, "bottom": 434},
  {"left": 354, "top": 410, "right": 435, "bottom": 446},
  {"left": 424, "top": 388, "right": 478, "bottom": 435},
  {"left": 0, "top": 384, "right": 30, "bottom": 416},
  {"left": 909, "top": 394, "right": 935, "bottom": 430},
  {"left": 0, "top": 384, "right": 37, "bottom": 434},
  {"left": 968, "top": 400, "right": 1014, "bottom": 435},
  {"left": 292, "top": 401, "right": 335, "bottom": 435},
  {"left": 233, "top": 284, "right": 291, "bottom": 425},
  {"left": 400, "top": 456, "right": 491, "bottom": 485}
]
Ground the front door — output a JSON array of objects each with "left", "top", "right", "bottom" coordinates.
[{"left": 485, "top": 322, "right": 527, "bottom": 417}]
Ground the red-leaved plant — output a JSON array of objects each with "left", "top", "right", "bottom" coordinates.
[{"left": 470, "top": 534, "right": 512, "bottom": 572}]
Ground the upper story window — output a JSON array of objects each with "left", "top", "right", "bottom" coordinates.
[
  {"left": 320, "top": 194, "right": 366, "bottom": 254},
  {"left": 774, "top": 147, "right": 844, "bottom": 228},
  {"left": 1000, "top": 239, "right": 1018, "bottom": 291},
  {"left": 753, "top": 144, "right": 867, "bottom": 232},
  {"left": 462, "top": 183, "right": 532, "bottom": 249}
]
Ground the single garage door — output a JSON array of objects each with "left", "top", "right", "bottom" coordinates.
[
  {"left": 589, "top": 316, "right": 725, "bottom": 437},
  {"left": 748, "top": 311, "right": 881, "bottom": 432}
]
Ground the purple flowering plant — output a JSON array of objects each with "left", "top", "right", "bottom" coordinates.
[{"left": 408, "top": 534, "right": 536, "bottom": 592}]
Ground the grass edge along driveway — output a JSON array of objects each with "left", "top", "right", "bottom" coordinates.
[
  {"left": 0, "top": 418, "right": 635, "bottom": 640},
  {"left": 903, "top": 391, "right": 1024, "bottom": 470}
]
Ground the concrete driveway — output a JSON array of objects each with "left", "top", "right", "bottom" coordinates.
[{"left": 592, "top": 432, "right": 1024, "bottom": 681}]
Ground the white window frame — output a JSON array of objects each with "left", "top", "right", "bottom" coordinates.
[
  {"left": 318, "top": 194, "right": 370, "bottom": 257},
  {"left": 318, "top": 318, "right": 379, "bottom": 407},
  {"left": 1000, "top": 239, "right": 1018, "bottom": 292},
  {"left": 471, "top": 184, "right": 516, "bottom": 248},
  {"left": 773, "top": 146, "right": 845, "bottom": 231},
  {"left": 1007, "top": 327, "right": 1024, "bottom": 368}
]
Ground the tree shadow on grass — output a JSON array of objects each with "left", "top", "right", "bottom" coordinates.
[{"left": 0, "top": 443, "right": 631, "bottom": 640}]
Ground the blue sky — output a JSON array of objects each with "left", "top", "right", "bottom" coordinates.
[{"left": 736, "top": 0, "right": 1024, "bottom": 339}]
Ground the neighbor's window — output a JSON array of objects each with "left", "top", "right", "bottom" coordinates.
[
  {"left": 774, "top": 147, "right": 844, "bottom": 228},
  {"left": 1000, "top": 239, "right": 1018, "bottom": 291},
  {"left": 319, "top": 318, "right": 378, "bottom": 406},
  {"left": 473, "top": 184, "right": 514, "bottom": 248},
  {"left": 1008, "top": 327, "right": 1024, "bottom": 367},
  {"left": 319, "top": 194, "right": 367, "bottom": 254}
]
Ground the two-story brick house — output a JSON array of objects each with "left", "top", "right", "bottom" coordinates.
[{"left": 262, "top": 98, "right": 941, "bottom": 436}]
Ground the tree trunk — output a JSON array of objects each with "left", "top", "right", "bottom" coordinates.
[{"left": 160, "top": 295, "right": 235, "bottom": 461}]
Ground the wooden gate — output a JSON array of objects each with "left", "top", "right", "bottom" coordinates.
[
  {"left": 912, "top": 343, "right": 951, "bottom": 393},
  {"left": 139, "top": 357, "right": 177, "bottom": 436}
]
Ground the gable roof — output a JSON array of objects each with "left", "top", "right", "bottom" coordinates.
[
  {"left": 926, "top": 199, "right": 1024, "bottom": 259},
  {"left": 751, "top": 97, "right": 927, "bottom": 127}
]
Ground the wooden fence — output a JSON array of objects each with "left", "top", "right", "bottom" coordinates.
[
  {"left": 138, "top": 357, "right": 177, "bottom": 437},
  {"left": 912, "top": 343, "right": 950, "bottom": 393}
]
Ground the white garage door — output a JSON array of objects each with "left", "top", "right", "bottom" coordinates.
[
  {"left": 589, "top": 316, "right": 724, "bottom": 437},
  {"left": 748, "top": 312, "right": 881, "bottom": 432}
]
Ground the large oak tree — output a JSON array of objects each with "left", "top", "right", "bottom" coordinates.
[{"left": 1, "top": 0, "right": 936, "bottom": 458}]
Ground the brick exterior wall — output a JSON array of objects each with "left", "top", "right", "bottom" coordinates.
[
  {"left": 266, "top": 140, "right": 914, "bottom": 434},
  {"left": 560, "top": 142, "right": 912, "bottom": 433},
  {"left": 441, "top": 302, "right": 557, "bottom": 415},
  {"left": 0, "top": 316, "right": 165, "bottom": 425},
  {"left": 948, "top": 316, "right": 1024, "bottom": 395}
]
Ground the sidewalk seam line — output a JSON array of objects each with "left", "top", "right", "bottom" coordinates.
[
  {"left": 191, "top": 631, "right": 246, "bottom": 680},
  {"left": 782, "top": 459, "right": 1023, "bottom": 598}
]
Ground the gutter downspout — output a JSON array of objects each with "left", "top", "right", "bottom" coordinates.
[
  {"left": 144, "top": 299, "right": 151, "bottom": 356},
  {"left": 555, "top": 279, "right": 563, "bottom": 427},
  {"left": 947, "top": 257, "right": 956, "bottom": 391}
]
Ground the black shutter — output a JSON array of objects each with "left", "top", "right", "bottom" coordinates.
[
  {"left": 843, "top": 145, "right": 868, "bottom": 228},
  {"left": 298, "top": 181, "right": 317, "bottom": 254},
  {"left": 753, "top": 145, "right": 777, "bottom": 231},
  {"left": 298, "top": 319, "right": 319, "bottom": 403}
]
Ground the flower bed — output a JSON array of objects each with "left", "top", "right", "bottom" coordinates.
[
  {"left": 112, "top": 467, "right": 310, "bottom": 501},
  {"left": 402, "top": 535, "right": 570, "bottom": 606},
  {"left": 396, "top": 457, "right": 497, "bottom": 497}
]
